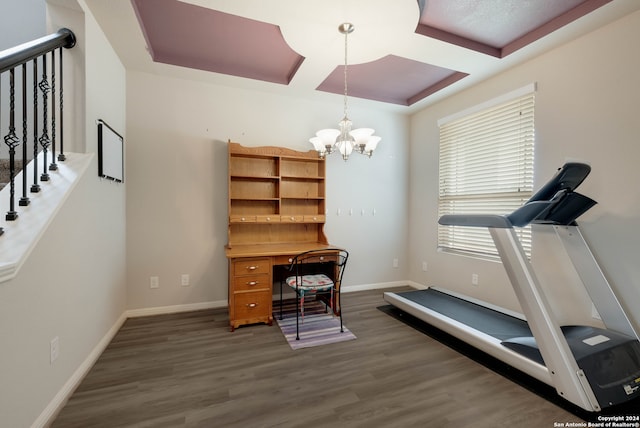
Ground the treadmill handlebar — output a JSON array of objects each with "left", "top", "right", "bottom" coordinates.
[
  {"left": 438, "top": 214, "right": 512, "bottom": 228},
  {"left": 439, "top": 163, "right": 597, "bottom": 229}
]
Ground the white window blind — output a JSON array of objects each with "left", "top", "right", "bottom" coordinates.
[{"left": 438, "top": 86, "right": 535, "bottom": 259}]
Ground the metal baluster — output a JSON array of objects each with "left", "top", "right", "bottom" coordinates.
[
  {"left": 0, "top": 84, "right": 3, "bottom": 235},
  {"left": 49, "top": 49, "right": 57, "bottom": 171},
  {"left": 39, "top": 53, "right": 51, "bottom": 182},
  {"left": 31, "top": 58, "right": 40, "bottom": 193},
  {"left": 19, "top": 63, "right": 30, "bottom": 206},
  {"left": 4, "top": 68, "right": 20, "bottom": 221},
  {"left": 57, "top": 47, "right": 65, "bottom": 161}
]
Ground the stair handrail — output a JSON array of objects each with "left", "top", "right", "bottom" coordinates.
[{"left": 0, "top": 28, "right": 76, "bottom": 73}]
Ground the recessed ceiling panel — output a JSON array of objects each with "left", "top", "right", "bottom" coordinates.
[
  {"left": 416, "top": 0, "right": 613, "bottom": 57},
  {"left": 131, "top": 0, "right": 304, "bottom": 84},
  {"left": 316, "top": 55, "right": 468, "bottom": 106}
]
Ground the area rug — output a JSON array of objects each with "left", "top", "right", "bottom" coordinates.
[{"left": 274, "top": 299, "right": 356, "bottom": 350}]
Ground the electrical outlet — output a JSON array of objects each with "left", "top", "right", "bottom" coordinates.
[
  {"left": 150, "top": 276, "right": 159, "bottom": 289},
  {"left": 422, "top": 261, "right": 428, "bottom": 272},
  {"left": 471, "top": 273, "right": 479, "bottom": 286},
  {"left": 181, "top": 274, "right": 190, "bottom": 287},
  {"left": 50, "top": 336, "right": 59, "bottom": 364},
  {"left": 393, "top": 258, "right": 399, "bottom": 268}
]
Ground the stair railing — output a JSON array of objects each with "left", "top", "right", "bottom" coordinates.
[{"left": 0, "top": 28, "right": 76, "bottom": 236}]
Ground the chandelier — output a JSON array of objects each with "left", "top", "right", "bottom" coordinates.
[{"left": 309, "top": 23, "right": 381, "bottom": 161}]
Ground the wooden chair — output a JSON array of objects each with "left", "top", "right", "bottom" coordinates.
[{"left": 280, "top": 248, "right": 349, "bottom": 340}]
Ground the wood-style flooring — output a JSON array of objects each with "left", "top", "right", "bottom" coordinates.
[{"left": 51, "top": 287, "right": 617, "bottom": 427}]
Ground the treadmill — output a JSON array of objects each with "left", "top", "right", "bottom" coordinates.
[{"left": 384, "top": 163, "right": 640, "bottom": 412}]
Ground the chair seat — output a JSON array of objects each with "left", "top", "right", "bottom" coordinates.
[{"left": 286, "top": 274, "right": 334, "bottom": 291}]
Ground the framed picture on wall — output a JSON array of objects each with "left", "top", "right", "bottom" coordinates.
[{"left": 97, "top": 119, "right": 124, "bottom": 182}]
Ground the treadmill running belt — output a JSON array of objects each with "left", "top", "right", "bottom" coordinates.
[{"left": 397, "top": 289, "right": 533, "bottom": 341}]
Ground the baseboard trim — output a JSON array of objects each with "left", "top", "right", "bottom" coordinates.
[
  {"left": 405, "top": 280, "right": 428, "bottom": 290},
  {"left": 342, "top": 281, "right": 413, "bottom": 293},
  {"left": 33, "top": 312, "right": 128, "bottom": 428},
  {"left": 126, "top": 300, "right": 228, "bottom": 318},
  {"left": 126, "top": 283, "right": 413, "bottom": 318}
]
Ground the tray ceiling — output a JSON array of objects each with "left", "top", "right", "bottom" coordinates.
[{"left": 86, "top": 0, "right": 636, "bottom": 111}]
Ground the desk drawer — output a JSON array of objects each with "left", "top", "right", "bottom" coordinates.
[
  {"left": 274, "top": 255, "right": 295, "bottom": 266},
  {"left": 233, "top": 273, "right": 270, "bottom": 291},
  {"left": 256, "top": 215, "right": 279, "bottom": 223},
  {"left": 233, "top": 291, "right": 272, "bottom": 320},
  {"left": 280, "top": 215, "right": 304, "bottom": 223},
  {"left": 233, "top": 258, "right": 270, "bottom": 276},
  {"left": 274, "top": 251, "right": 336, "bottom": 266},
  {"left": 230, "top": 215, "right": 256, "bottom": 223}
]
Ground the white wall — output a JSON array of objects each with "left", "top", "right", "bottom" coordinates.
[
  {"left": 408, "top": 10, "right": 640, "bottom": 334},
  {"left": 125, "top": 71, "right": 408, "bottom": 310},
  {"left": 0, "top": 1, "right": 128, "bottom": 426},
  {"left": 0, "top": 0, "right": 46, "bottom": 50}
]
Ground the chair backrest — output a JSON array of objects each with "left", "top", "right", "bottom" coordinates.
[{"left": 290, "top": 248, "right": 349, "bottom": 289}]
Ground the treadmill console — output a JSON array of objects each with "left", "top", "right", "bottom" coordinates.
[
  {"left": 563, "top": 326, "right": 640, "bottom": 407},
  {"left": 503, "top": 326, "right": 640, "bottom": 408}
]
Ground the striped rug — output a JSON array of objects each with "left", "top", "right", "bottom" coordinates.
[{"left": 274, "top": 299, "right": 356, "bottom": 350}]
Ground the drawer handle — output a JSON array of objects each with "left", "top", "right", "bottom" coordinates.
[
  {"left": 241, "top": 217, "right": 246, "bottom": 221},
  {"left": 246, "top": 303, "right": 258, "bottom": 308},
  {"left": 247, "top": 266, "right": 258, "bottom": 271},
  {"left": 247, "top": 281, "right": 258, "bottom": 286},
  {"left": 290, "top": 216, "right": 295, "bottom": 221},
  {"left": 288, "top": 258, "right": 293, "bottom": 263},
  {"left": 266, "top": 217, "right": 271, "bottom": 221}
]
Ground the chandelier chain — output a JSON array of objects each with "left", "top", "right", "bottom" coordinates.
[{"left": 343, "top": 27, "right": 348, "bottom": 118}]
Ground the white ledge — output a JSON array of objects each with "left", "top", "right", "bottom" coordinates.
[{"left": 0, "top": 152, "right": 93, "bottom": 283}]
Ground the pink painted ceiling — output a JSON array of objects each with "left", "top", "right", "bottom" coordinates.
[
  {"left": 132, "top": 0, "right": 304, "bottom": 85},
  {"left": 129, "top": 0, "right": 614, "bottom": 107}
]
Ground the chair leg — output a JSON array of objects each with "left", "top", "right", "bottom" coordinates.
[
  {"left": 338, "top": 290, "right": 343, "bottom": 333},
  {"left": 295, "top": 291, "right": 300, "bottom": 340},
  {"left": 279, "top": 279, "right": 283, "bottom": 320}
]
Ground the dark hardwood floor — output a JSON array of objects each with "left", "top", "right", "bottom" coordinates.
[{"left": 51, "top": 287, "right": 602, "bottom": 428}]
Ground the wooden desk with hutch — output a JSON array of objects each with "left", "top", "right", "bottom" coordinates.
[{"left": 225, "top": 142, "right": 336, "bottom": 331}]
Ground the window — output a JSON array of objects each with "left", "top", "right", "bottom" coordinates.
[{"left": 438, "top": 84, "right": 536, "bottom": 259}]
